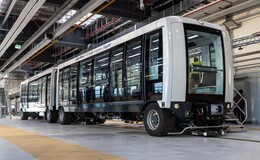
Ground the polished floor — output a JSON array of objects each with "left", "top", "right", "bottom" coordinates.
[{"left": 0, "top": 117, "right": 260, "bottom": 160}]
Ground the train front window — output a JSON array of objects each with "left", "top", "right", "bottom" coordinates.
[{"left": 185, "top": 24, "right": 224, "bottom": 95}]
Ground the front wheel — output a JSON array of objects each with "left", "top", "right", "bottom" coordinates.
[
  {"left": 46, "top": 108, "right": 58, "bottom": 123},
  {"left": 59, "top": 107, "right": 71, "bottom": 125},
  {"left": 97, "top": 118, "right": 106, "bottom": 124},
  {"left": 144, "top": 103, "right": 176, "bottom": 136},
  {"left": 20, "top": 109, "right": 29, "bottom": 120}
]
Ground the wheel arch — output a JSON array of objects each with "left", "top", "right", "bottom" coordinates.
[{"left": 142, "top": 101, "right": 158, "bottom": 112}]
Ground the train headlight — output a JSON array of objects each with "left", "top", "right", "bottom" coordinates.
[
  {"left": 174, "top": 103, "right": 180, "bottom": 109},
  {"left": 211, "top": 104, "right": 223, "bottom": 115},
  {"left": 227, "top": 104, "right": 230, "bottom": 108}
]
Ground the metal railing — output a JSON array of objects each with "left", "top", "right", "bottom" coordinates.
[{"left": 232, "top": 88, "right": 248, "bottom": 124}]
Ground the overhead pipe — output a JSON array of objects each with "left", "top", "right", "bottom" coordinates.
[
  {"left": 233, "top": 51, "right": 260, "bottom": 58},
  {"left": 61, "top": 48, "right": 80, "bottom": 58},
  {"left": 182, "top": 0, "right": 225, "bottom": 17},
  {"left": 0, "top": 0, "right": 46, "bottom": 58},
  {"left": 82, "top": 17, "right": 122, "bottom": 40},
  {"left": 0, "top": 0, "right": 80, "bottom": 72},
  {"left": 1, "top": 0, "right": 116, "bottom": 77},
  {"left": 97, "top": 20, "right": 132, "bottom": 38},
  {"left": 152, "top": 0, "right": 175, "bottom": 10},
  {"left": 0, "top": 0, "right": 18, "bottom": 29},
  {"left": 234, "top": 61, "right": 260, "bottom": 68},
  {"left": 201, "top": 0, "right": 260, "bottom": 22},
  {"left": 234, "top": 56, "right": 260, "bottom": 63},
  {"left": 52, "top": 47, "right": 71, "bottom": 57}
]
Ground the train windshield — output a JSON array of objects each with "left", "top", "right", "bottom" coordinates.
[{"left": 184, "top": 24, "right": 224, "bottom": 95}]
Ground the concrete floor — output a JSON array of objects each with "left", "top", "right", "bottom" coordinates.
[{"left": 0, "top": 117, "right": 260, "bottom": 160}]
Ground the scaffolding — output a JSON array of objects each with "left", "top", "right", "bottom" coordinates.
[{"left": 232, "top": 32, "right": 260, "bottom": 49}]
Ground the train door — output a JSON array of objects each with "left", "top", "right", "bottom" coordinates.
[
  {"left": 69, "top": 64, "right": 78, "bottom": 104},
  {"left": 46, "top": 75, "right": 51, "bottom": 107},
  {"left": 21, "top": 83, "right": 27, "bottom": 109},
  {"left": 145, "top": 30, "right": 163, "bottom": 100},
  {"left": 110, "top": 46, "right": 124, "bottom": 102},
  {"left": 50, "top": 69, "right": 57, "bottom": 110},
  {"left": 61, "top": 68, "right": 70, "bottom": 106},
  {"left": 28, "top": 80, "right": 39, "bottom": 109},
  {"left": 41, "top": 76, "right": 47, "bottom": 108},
  {"left": 79, "top": 59, "right": 93, "bottom": 103},
  {"left": 93, "top": 52, "right": 109, "bottom": 103},
  {"left": 125, "top": 37, "right": 143, "bottom": 101}
]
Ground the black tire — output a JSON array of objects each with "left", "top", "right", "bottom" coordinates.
[
  {"left": 46, "top": 108, "right": 58, "bottom": 123},
  {"left": 21, "top": 110, "right": 29, "bottom": 120},
  {"left": 85, "top": 119, "right": 94, "bottom": 125},
  {"left": 144, "top": 103, "right": 176, "bottom": 136},
  {"left": 59, "top": 107, "right": 72, "bottom": 125},
  {"left": 97, "top": 118, "right": 106, "bottom": 124}
]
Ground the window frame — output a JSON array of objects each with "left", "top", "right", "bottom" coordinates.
[{"left": 184, "top": 23, "right": 226, "bottom": 102}]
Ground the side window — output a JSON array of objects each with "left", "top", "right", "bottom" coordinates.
[
  {"left": 145, "top": 30, "right": 163, "bottom": 100},
  {"left": 79, "top": 60, "right": 93, "bottom": 103},
  {"left": 38, "top": 79, "right": 42, "bottom": 104},
  {"left": 21, "top": 84, "right": 27, "bottom": 107},
  {"left": 94, "top": 52, "right": 109, "bottom": 102},
  {"left": 63, "top": 68, "right": 70, "bottom": 102},
  {"left": 126, "top": 38, "right": 142, "bottom": 100},
  {"left": 46, "top": 75, "right": 51, "bottom": 106},
  {"left": 28, "top": 82, "right": 33, "bottom": 103},
  {"left": 28, "top": 80, "right": 39, "bottom": 103},
  {"left": 58, "top": 71, "right": 63, "bottom": 104},
  {"left": 70, "top": 64, "right": 78, "bottom": 104},
  {"left": 42, "top": 77, "right": 46, "bottom": 106},
  {"left": 110, "top": 46, "right": 123, "bottom": 101}
]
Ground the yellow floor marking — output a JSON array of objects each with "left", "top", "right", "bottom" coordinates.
[
  {"left": 0, "top": 124, "right": 124, "bottom": 160},
  {"left": 248, "top": 127, "right": 260, "bottom": 131}
]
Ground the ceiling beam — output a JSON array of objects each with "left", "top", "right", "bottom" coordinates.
[
  {"left": 0, "top": 0, "right": 46, "bottom": 58},
  {"left": 0, "top": 0, "right": 80, "bottom": 72},
  {"left": 1, "top": 0, "right": 107, "bottom": 77}
]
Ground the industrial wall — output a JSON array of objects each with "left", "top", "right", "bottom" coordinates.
[
  {"left": 231, "top": 7, "right": 260, "bottom": 123},
  {"left": 212, "top": 6, "right": 260, "bottom": 123}
]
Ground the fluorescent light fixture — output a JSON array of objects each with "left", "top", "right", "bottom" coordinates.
[
  {"left": 133, "top": 46, "right": 141, "bottom": 50},
  {"left": 188, "top": 35, "right": 198, "bottom": 40},
  {"left": 151, "top": 47, "right": 159, "bottom": 51},
  {"left": 153, "top": 39, "right": 159, "bottom": 43},
  {"left": 128, "top": 53, "right": 141, "bottom": 58},
  {"left": 98, "top": 57, "right": 108, "bottom": 62},
  {"left": 113, "top": 59, "right": 122, "bottom": 63},
  {"left": 114, "top": 52, "right": 123, "bottom": 57},
  {"left": 57, "top": 9, "right": 102, "bottom": 27},
  {"left": 101, "top": 63, "right": 108, "bottom": 67}
]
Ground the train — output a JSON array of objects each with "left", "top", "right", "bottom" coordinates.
[{"left": 20, "top": 16, "right": 233, "bottom": 136}]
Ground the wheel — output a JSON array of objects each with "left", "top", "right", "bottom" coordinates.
[
  {"left": 20, "top": 109, "right": 29, "bottom": 120},
  {"left": 59, "top": 107, "right": 72, "bottom": 125},
  {"left": 46, "top": 108, "right": 58, "bottom": 123},
  {"left": 85, "top": 119, "right": 94, "bottom": 125},
  {"left": 44, "top": 111, "right": 47, "bottom": 120},
  {"left": 97, "top": 118, "right": 106, "bottom": 124},
  {"left": 144, "top": 103, "right": 176, "bottom": 136}
]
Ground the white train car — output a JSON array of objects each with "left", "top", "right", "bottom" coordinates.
[{"left": 20, "top": 16, "right": 233, "bottom": 136}]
